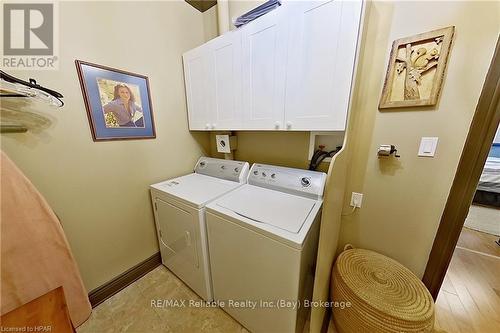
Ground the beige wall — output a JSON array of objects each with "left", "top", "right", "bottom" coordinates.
[
  {"left": 339, "top": 0, "right": 499, "bottom": 277},
  {"left": 209, "top": 131, "right": 330, "bottom": 170},
  {"left": 203, "top": 5, "right": 220, "bottom": 40},
  {"left": 233, "top": 131, "right": 310, "bottom": 167},
  {"left": 1, "top": 1, "right": 211, "bottom": 291}
]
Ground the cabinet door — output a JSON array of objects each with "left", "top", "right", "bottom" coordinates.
[
  {"left": 183, "top": 45, "right": 213, "bottom": 130},
  {"left": 241, "top": 6, "right": 288, "bottom": 130},
  {"left": 207, "top": 32, "right": 243, "bottom": 130},
  {"left": 284, "top": 0, "right": 362, "bottom": 130},
  {"left": 156, "top": 199, "right": 199, "bottom": 269}
]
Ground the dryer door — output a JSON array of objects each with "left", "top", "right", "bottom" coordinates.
[{"left": 156, "top": 198, "right": 199, "bottom": 269}]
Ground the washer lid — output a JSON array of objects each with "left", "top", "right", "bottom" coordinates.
[
  {"left": 150, "top": 173, "right": 242, "bottom": 208},
  {"left": 215, "top": 185, "right": 317, "bottom": 233}
]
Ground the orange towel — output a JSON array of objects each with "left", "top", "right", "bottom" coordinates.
[{"left": 0, "top": 151, "right": 91, "bottom": 326}]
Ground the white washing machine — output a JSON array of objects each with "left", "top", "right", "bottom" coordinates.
[
  {"left": 206, "top": 163, "right": 327, "bottom": 333},
  {"left": 150, "top": 157, "right": 249, "bottom": 301}
]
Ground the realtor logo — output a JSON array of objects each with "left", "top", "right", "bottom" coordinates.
[
  {"left": 4, "top": 3, "right": 53, "bottom": 55},
  {"left": 2, "top": 2, "right": 58, "bottom": 69}
]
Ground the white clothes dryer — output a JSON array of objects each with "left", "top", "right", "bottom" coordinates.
[{"left": 150, "top": 157, "right": 249, "bottom": 301}]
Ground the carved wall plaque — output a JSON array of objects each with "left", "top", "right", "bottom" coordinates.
[{"left": 379, "top": 26, "right": 455, "bottom": 109}]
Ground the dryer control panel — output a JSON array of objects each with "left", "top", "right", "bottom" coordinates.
[
  {"left": 248, "top": 164, "right": 327, "bottom": 200},
  {"left": 195, "top": 157, "right": 250, "bottom": 183}
]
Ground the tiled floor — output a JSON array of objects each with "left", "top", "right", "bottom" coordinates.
[
  {"left": 77, "top": 266, "right": 248, "bottom": 333},
  {"left": 86, "top": 244, "right": 500, "bottom": 333},
  {"left": 79, "top": 237, "right": 500, "bottom": 333}
]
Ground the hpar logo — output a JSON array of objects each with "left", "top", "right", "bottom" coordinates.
[{"left": 1, "top": 1, "right": 58, "bottom": 70}]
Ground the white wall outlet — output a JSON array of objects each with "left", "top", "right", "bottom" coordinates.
[
  {"left": 350, "top": 192, "right": 363, "bottom": 208},
  {"left": 216, "top": 135, "right": 231, "bottom": 153}
]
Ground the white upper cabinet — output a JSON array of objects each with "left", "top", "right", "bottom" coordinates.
[
  {"left": 284, "top": 0, "right": 362, "bottom": 130},
  {"left": 183, "top": 45, "right": 213, "bottom": 130},
  {"left": 207, "top": 32, "right": 243, "bottom": 130},
  {"left": 241, "top": 6, "right": 288, "bottom": 130},
  {"left": 182, "top": 1, "right": 363, "bottom": 131},
  {"left": 183, "top": 32, "right": 243, "bottom": 130}
]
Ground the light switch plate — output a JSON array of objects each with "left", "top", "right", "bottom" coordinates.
[{"left": 418, "top": 137, "right": 439, "bottom": 157}]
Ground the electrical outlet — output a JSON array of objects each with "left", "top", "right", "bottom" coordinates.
[{"left": 350, "top": 192, "right": 363, "bottom": 208}]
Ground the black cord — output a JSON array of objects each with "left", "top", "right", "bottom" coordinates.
[
  {"left": 315, "top": 151, "right": 334, "bottom": 167},
  {"left": 309, "top": 150, "right": 324, "bottom": 170},
  {"left": 309, "top": 149, "right": 325, "bottom": 169},
  {"left": 309, "top": 146, "right": 342, "bottom": 171},
  {"left": 309, "top": 149, "right": 325, "bottom": 168}
]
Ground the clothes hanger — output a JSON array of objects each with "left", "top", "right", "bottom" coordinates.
[
  {"left": 0, "top": 70, "right": 64, "bottom": 107},
  {"left": 1, "top": 70, "right": 62, "bottom": 133}
]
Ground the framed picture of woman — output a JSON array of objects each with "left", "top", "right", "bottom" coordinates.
[{"left": 75, "top": 60, "right": 156, "bottom": 141}]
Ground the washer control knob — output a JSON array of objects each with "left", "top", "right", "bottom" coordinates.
[{"left": 301, "top": 177, "right": 311, "bottom": 187}]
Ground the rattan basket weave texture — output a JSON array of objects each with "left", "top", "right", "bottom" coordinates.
[{"left": 332, "top": 248, "right": 435, "bottom": 333}]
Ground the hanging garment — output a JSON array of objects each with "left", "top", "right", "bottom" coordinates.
[
  {"left": 233, "top": 0, "right": 281, "bottom": 28},
  {"left": 0, "top": 151, "right": 91, "bottom": 326}
]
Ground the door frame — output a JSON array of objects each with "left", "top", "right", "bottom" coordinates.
[{"left": 422, "top": 36, "right": 500, "bottom": 299}]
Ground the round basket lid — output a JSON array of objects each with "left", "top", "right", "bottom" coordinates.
[{"left": 335, "top": 248, "right": 434, "bottom": 323}]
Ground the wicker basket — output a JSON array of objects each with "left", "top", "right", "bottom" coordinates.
[{"left": 331, "top": 248, "right": 434, "bottom": 333}]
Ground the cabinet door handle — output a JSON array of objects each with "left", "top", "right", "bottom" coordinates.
[
  {"left": 286, "top": 121, "right": 292, "bottom": 129},
  {"left": 274, "top": 121, "right": 280, "bottom": 129},
  {"left": 185, "top": 231, "right": 192, "bottom": 246},
  {"left": 212, "top": 123, "right": 217, "bottom": 129},
  {"left": 205, "top": 123, "right": 211, "bottom": 129}
]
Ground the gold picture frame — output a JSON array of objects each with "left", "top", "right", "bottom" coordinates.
[{"left": 379, "top": 26, "right": 455, "bottom": 109}]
